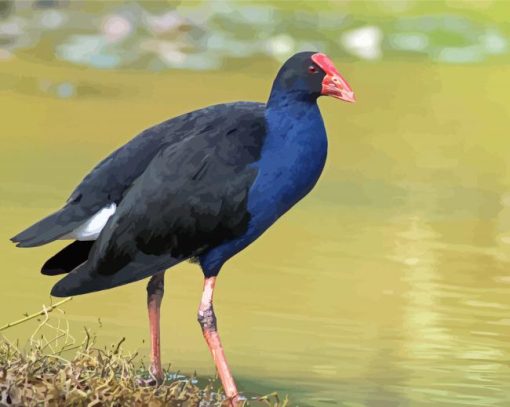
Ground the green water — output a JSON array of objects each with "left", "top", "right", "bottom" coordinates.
[{"left": 1, "top": 57, "right": 510, "bottom": 405}]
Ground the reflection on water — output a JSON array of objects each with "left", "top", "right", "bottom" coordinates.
[{"left": 1, "top": 58, "right": 510, "bottom": 405}]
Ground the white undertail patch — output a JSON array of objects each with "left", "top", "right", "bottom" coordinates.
[{"left": 67, "top": 203, "right": 117, "bottom": 240}]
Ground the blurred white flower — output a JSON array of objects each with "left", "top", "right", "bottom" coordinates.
[
  {"left": 341, "top": 26, "right": 382, "bottom": 60},
  {"left": 267, "top": 34, "right": 295, "bottom": 60},
  {"left": 101, "top": 15, "right": 132, "bottom": 43},
  {"left": 39, "top": 10, "right": 65, "bottom": 30},
  {"left": 388, "top": 33, "right": 429, "bottom": 52},
  {"left": 0, "top": 17, "right": 25, "bottom": 36},
  {"left": 141, "top": 39, "right": 187, "bottom": 66},
  {"left": 145, "top": 11, "right": 184, "bottom": 34},
  {"left": 482, "top": 29, "right": 507, "bottom": 55}
]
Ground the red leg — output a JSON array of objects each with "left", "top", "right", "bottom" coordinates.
[
  {"left": 198, "top": 277, "right": 241, "bottom": 405},
  {"left": 147, "top": 272, "right": 165, "bottom": 384}
]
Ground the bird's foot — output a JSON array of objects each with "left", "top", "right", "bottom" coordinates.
[
  {"left": 136, "top": 366, "right": 164, "bottom": 387},
  {"left": 227, "top": 393, "right": 246, "bottom": 406},
  {"left": 136, "top": 375, "right": 165, "bottom": 387},
  {"left": 136, "top": 376, "right": 159, "bottom": 387}
]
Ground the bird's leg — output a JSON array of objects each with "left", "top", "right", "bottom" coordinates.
[
  {"left": 147, "top": 271, "right": 165, "bottom": 384},
  {"left": 197, "top": 277, "right": 241, "bottom": 405}
]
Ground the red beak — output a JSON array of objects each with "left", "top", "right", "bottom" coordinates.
[{"left": 311, "top": 53, "right": 356, "bottom": 103}]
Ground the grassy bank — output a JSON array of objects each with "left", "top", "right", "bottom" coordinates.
[{"left": 0, "top": 301, "right": 287, "bottom": 407}]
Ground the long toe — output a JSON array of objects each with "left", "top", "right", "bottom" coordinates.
[
  {"left": 229, "top": 393, "right": 246, "bottom": 406},
  {"left": 137, "top": 376, "right": 158, "bottom": 387},
  {"left": 136, "top": 372, "right": 164, "bottom": 387}
]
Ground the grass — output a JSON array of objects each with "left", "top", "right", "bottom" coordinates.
[{"left": 0, "top": 300, "right": 288, "bottom": 406}]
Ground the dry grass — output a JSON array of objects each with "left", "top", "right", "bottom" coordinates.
[{"left": 0, "top": 300, "right": 288, "bottom": 407}]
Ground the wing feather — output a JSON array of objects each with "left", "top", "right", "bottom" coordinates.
[
  {"left": 12, "top": 102, "right": 264, "bottom": 247},
  {"left": 51, "top": 105, "right": 266, "bottom": 295}
]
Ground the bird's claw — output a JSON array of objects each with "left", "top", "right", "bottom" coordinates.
[
  {"left": 228, "top": 393, "right": 246, "bottom": 406},
  {"left": 136, "top": 377, "right": 160, "bottom": 387},
  {"left": 136, "top": 371, "right": 164, "bottom": 387}
]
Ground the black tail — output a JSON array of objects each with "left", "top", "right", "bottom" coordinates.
[
  {"left": 42, "top": 240, "right": 94, "bottom": 276},
  {"left": 51, "top": 253, "right": 182, "bottom": 297},
  {"left": 11, "top": 205, "right": 88, "bottom": 248}
]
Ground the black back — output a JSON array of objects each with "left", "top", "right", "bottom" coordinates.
[
  {"left": 89, "top": 105, "right": 266, "bottom": 275},
  {"left": 50, "top": 102, "right": 268, "bottom": 295},
  {"left": 11, "top": 102, "right": 265, "bottom": 247}
]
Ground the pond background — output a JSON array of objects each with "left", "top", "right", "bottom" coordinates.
[{"left": 1, "top": 1, "right": 510, "bottom": 405}]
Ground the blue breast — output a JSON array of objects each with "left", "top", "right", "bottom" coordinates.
[
  {"left": 247, "top": 103, "right": 327, "bottom": 233},
  {"left": 200, "top": 100, "right": 328, "bottom": 275}
]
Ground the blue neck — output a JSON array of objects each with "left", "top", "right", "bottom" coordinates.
[
  {"left": 265, "top": 89, "right": 323, "bottom": 144},
  {"left": 254, "top": 89, "right": 327, "bottom": 221},
  {"left": 267, "top": 83, "right": 319, "bottom": 114}
]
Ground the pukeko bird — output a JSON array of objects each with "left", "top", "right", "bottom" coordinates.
[{"left": 11, "top": 51, "right": 355, "bottom": 404}]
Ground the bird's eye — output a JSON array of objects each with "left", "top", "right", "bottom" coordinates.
[{"left": 308, "top": 65, "right": 318, "bottom": 74}]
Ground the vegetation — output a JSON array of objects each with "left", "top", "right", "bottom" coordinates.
[{"left": 0, "top": 300, "right": 287, "bottom": 406}]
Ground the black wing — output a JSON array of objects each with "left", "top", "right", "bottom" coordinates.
[
  {"left": 51, "top": 106, "right": 267, "bottom": 296},
  {"left": 11, "top": 102, "right": 264, "bottom": 247}
]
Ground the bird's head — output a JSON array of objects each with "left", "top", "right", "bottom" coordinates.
[{"left": 271, "top": 51, "right": 355, "bottom": 103}]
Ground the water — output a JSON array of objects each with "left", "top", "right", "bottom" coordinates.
[
  {"left": 3, "top": 1, "right": 510, "bottom": 71},
  {"left": 1, "top": 57, "right": 510, "bottom": 406}
]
